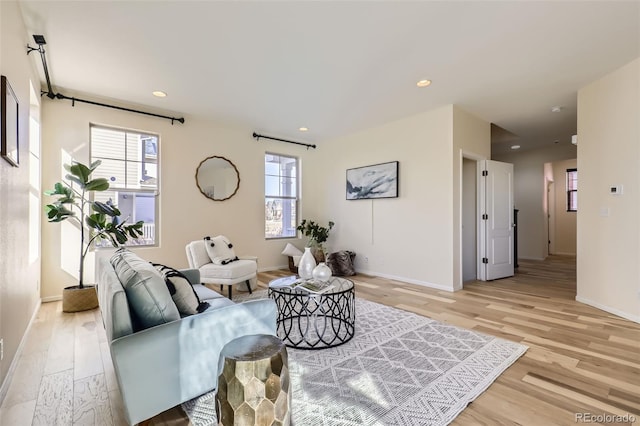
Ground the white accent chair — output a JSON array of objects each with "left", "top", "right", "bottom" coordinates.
[{"left": 185, "top": 239, "right": 258, "bottom": 299}]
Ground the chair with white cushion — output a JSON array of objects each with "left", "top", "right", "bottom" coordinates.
[{"left": 185, "top": 238, "right": 258, "bottom": 299}]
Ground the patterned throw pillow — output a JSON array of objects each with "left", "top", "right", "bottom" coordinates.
[
  {"left": 153, "top": 264, "right": 209, "bottom": 315},
  {"left": 326, "top": 251, "right": 357, "bottom": 276},
  {"left": 203, "top": 235, "right": 239, "bottom": 265}
]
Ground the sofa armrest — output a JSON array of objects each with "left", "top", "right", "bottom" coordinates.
[
  {"left": 179, "top": 268, "right": 200, "bottom": 284},
  {"left": 109, "top": 298, "right": 277, "bottom": 425}
]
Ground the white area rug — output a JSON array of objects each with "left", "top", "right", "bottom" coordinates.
[{"left": 183, "top": 290, "right": 527, "bottom": 425}]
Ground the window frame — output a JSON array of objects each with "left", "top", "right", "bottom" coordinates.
[
  {"left": 265, "top": 152, "right": 299, "bottom": 240},
  {"left": 90, "top": 124, "right": 160, "bottom": 247},
  {"left": 566, "top": 168, "right": 577, "bottom": 212}
]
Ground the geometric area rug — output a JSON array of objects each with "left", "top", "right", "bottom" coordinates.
[{"left": 183, "top": 290, "right": 528, "bottom": 426}]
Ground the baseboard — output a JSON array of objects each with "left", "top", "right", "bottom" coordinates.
[
  {"left": 258, "top": 265, "right": 453, "bottom": 292},
  {"left": 575, "top": 296, "right": 640, "bottom": 324},
  {"left": 517, "top": 256, "right": 546, "bottom": 261},
  {"left": 550, "top": 252, "right": 576, "bottom": 256},
  {"left": 41, "top": 295, "right": 62, "bottom": 303},
  {"left": 357, "top": 269, "right": 454, "bottom": 292},
  {"left": 258, "top": 264, "right": 290, "bottom": 273},
  {"left": 0, "top": 299, "right": 42, "bottom": 405}
]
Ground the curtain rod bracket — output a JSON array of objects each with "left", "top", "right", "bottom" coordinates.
[{"left": 252, "top": 132, "right": 316, "bottom": 149}]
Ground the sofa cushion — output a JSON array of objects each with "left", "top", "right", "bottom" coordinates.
[
  {"left": 203, "top": 235, "right": 238, "bottom": 265},
  {"left": 192, "top": 284, "right": 225, "bottom": 302},
  {"left": 200, "top": 259, "right": 257, "bottom": 280},
  {"left": 110, "top": 249, "right": 180, "bottom": 330},
  {"left": 154, "top": 264, "right": 210, "bottom": 316}
]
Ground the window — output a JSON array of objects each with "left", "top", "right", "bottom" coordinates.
[
  {"left": 567, "top": 168, "right": 577, "bottom": 212},
  {"left": 265, "top": 153, "right": 298, "bottom": 239},
  {"left": 90, "top": 125, "right": 158, "bottom": 246}
]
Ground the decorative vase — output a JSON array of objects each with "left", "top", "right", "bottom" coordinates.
[
  {"left": 298, "top": 247, "right": 317, "bottom": 280},
  {"left": 312, "top": 262, "right": 332, "bottom": 282}
]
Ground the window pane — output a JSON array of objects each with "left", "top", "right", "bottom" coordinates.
[
  {"left": 265, "top": 175, "right": 280, "bottom": 197},
  {"left": 281, "top": 177, "right": 297, "bottom": 197},
  {"left": 91, "top": 127, "right": 126, "bottom": 159},
  {"left": 570, "top": 191, "right": 577, "bottom": 211},
  {"left": 91, "top": 158, "right": 126, "bottom": 188},
  {"left": 126, "top": 133, "right": 142, "bottom": 162},
  {"left": 94, "top": 190, "right": 156, "bottom": 247},
  {"left": 265, "top": 198, "right": 297, "bottom": 238}
]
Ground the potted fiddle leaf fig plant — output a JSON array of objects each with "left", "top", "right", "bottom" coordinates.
[{"left": 45, "top": 160, "right": 144, "bottom": 312}]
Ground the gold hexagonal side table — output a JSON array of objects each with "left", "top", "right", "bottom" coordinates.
[{"left": 216, "top": 334, "right": 290, "bottom": 426}]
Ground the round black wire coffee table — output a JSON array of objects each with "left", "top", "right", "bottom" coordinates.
[{"left": 268, "top": 276, "right": 355, "bottom": 349}]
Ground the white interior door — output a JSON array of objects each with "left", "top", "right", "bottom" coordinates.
[{"left": 479, "top": 160, "right": 514, "bottom": 280}]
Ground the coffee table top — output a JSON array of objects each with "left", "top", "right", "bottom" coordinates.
[{"left": 268, "top": 275, "right": 354, "bottom": 295}]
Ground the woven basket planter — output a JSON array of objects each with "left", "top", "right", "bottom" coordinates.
[{"left": 62, "top": 285, "right": 98, "bottom": 313}]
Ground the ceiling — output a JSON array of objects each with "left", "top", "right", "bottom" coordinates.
[{"left": 18, "top": 1, "right": 640, "bottom": 154}]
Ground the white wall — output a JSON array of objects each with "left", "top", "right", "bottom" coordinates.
[
  {"left": 40, "top": 97, "right": 315, "bottom": 300},
  {"left": 494, "top": 144, "right": 577, "bottom": 260},
  {"left": 551, "top": 159, "right": 577, "bottom": 255},
  {"left": 0, "top": 0, "right": 42, "bottom": 396},
  {"left": 577, "top": 57, "right": 640, "bottom": 323},
  {"left": 308, "top": 105, "right": 489, "bottom": 291}
]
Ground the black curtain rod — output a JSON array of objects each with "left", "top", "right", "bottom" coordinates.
[
  {"left": 49, "top": 92, "right": 185, "bottom": 125},
  {"left": 253, "top": 132, "right": 316, "bottom": 149},
  {"left": 27, "top": 34, "right": 184, "bottom": 125}
]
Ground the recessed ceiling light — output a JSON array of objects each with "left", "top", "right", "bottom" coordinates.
[
  {"left": 152, "top": 91, "right": 167, "bottom": 98},
  {"left": 511, "top": 145, "right": 521, "bottom": 150},
  {"left": 416, "top": 79, "right": 432, "bottom": 88},
  {"left": 299, "top": 127, "right": 308, "bottom": 132},
  {"left": 551, "top": 106, "right": 562, "bottom": 113}
]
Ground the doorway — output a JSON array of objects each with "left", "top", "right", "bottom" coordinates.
[{"left": 462, "top": 158, "right": 477, "bottom": 283}]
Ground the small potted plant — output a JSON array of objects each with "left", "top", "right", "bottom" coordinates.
[
  {"left": 296, "top": 219, "right": 335, "bottom": 262},
  {"left": 45, "top": 160, "right": 144, "bottom": 312}
]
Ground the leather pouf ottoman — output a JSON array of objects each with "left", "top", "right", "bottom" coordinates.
[{"left": 216, "top": 334, "right": 290, "bottom": 426}]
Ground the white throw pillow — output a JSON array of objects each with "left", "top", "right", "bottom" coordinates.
[
  {"left": 189, "top": 240, "right": 212, "bottom": 269},
  {"left": 203, "top": 235, "right": 239, "bottom": 265},
  {"left": 281, "top": 243, "right": 303, "bottom": 257}
]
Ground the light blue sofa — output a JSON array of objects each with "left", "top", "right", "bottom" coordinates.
[{"left": 97, "top": 249, "right": 277, "bottom": 425}]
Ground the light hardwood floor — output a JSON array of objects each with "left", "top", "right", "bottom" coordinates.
[{"left": 1, "top": 256, "right": 638, "bottom": 425}]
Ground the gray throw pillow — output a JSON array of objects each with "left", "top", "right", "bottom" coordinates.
[
  {"left": 153, "top": 263, "right": 209, "bottom": 316},
  {"left": 327, "top": 250, "right": 357, "bottom": 276},
  {"left": 110, "top": 249, "right": 180, "bottom": 330}
]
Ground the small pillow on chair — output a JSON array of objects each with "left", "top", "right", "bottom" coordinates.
[
  {"left": 153, "top": 263, "right": 210, "bottom": 315},
  {"left": 203, "top": 235, "right": 239, "bottom": 265}
]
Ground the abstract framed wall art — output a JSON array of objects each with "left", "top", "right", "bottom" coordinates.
[
  {"left": 1, "top": 75, "right": 19, "bottom": 167},
  {"left": 346, "top": 161, "right": 398, "bottom": 200}
]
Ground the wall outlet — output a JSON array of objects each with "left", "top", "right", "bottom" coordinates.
[{"left": 0, "top": 338, "right": 3, "bottom": 361}]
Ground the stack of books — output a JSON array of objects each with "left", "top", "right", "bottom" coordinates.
[{"left": 271, "top": 278, "right": 334, "bottom": 294}]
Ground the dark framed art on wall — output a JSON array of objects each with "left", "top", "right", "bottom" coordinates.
[
  {"left": 346, "top": 161, "right": 398, "bottom": 200},
  {"left": 1, "top": 75, "right": 19, "bottom": 167}
]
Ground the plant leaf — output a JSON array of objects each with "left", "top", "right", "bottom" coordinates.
[
  {"left": 92, "top": 201, "right": 120, "bottom": 216},
  {"left": 69, "top": 163, "right": 92, "bottom": 184},
  {"left": 85, "top": 178, "right": 110, "bottom": 191}
]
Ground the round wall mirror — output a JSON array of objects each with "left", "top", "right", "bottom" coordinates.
[{"left": 195, "top": 156, "right": 240, "bottom": 201}]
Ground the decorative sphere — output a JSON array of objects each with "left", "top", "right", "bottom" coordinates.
[{"left": 312, "top": 262, "right": 332, "bottom": 281}]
